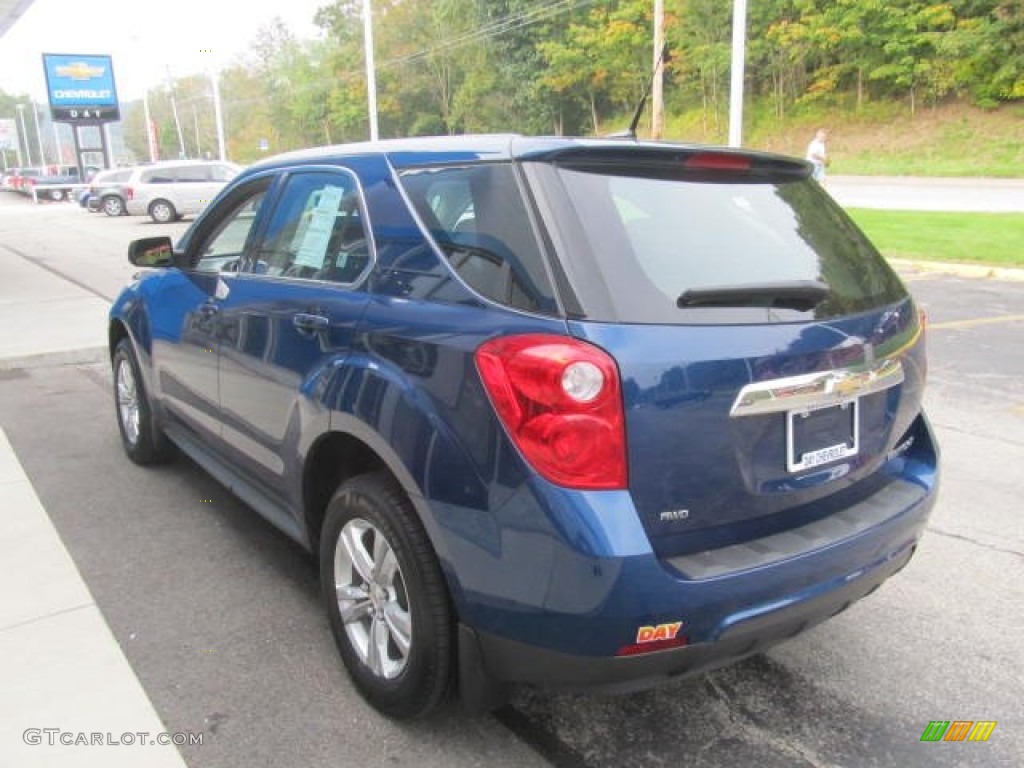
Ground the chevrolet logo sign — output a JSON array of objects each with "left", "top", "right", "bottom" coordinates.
[{"left": 55, "top": 62, "right": 106, "bottom": 80}]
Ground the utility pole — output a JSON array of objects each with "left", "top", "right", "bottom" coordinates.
[
  {"left": 728, "top": 0, "right": 748, "bottom": 147},
  {"left": 651, "top": 0, "right": 665, "bottom": 140},
  {"left": 362, "top": 0, "right": 380, "bottom": 141}
]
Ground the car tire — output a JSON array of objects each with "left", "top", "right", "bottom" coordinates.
[
  {"left": 102, "top": 195, "right": 125, "bottom": 217},
  {"left": 112, "top": 338, "right": 174, "bottom": 465},
  {"left": 149, "top": 199, "right": 177, "bottom": 224},
  {"left": 49, "top": 188, "right": 65, "bottom": 202},
  {"left": 320, "top": 473, "right": 453, "bottom": 719}
]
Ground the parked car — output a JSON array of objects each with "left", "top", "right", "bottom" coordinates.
[
  {"left": 122, "top": 159, "right": 241, "bottom": 222},
  {"left": 109, "top": 135, "right": 939, "bottom": 719},
  {"left": 23, "top": 164, "right": 98, "bottom": 201},
  {"left": 83, "top": 167, "right": 134, "bottom": 216}
]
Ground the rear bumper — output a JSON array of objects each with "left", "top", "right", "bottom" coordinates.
[
  {"left": 468, "top": 541, "right": 915, "bottom": 694},
  {"left": 444, "top": 411, "right": 938, "bottom": 695}
]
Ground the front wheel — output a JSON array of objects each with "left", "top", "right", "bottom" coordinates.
[
  {"left": 112, "top": 338, "right": 174, "bottom": 465},
  {"left": 149, "top": 199, "right": 177, "bottom": 224},
  {"left": 320, "top": 473, "right": 453, "bottom": 719},
  {"left": 49, "top": 188, "right": 66, "bottom": 202}
]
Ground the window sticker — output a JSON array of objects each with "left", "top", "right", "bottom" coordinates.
[{"left": 293, "top": 185, "right": 346, "bottom": 269}]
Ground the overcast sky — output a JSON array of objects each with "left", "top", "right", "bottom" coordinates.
[{"left": 0, "top": 0, "right": 328, "bottom": 101}]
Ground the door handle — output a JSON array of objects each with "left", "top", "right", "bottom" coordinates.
[{"left": 292, "top": 313, "right": 329, "bottom": 335}]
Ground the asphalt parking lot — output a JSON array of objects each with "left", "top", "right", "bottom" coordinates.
[{"left": 1, "top": 196, "right": 1021, "bottom": 767}]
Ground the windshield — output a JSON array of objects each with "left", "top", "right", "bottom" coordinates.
[{"left": 533, "top": 162, "right": 906, "bottom": 324}]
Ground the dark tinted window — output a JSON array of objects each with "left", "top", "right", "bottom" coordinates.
[
  {"left": 542, "top": 163, "right": 906, "bottom": 324},
  {"left": 399, "top": 164, "right": 557, "bottom": 315},
  {"left": 255, "top": 170, "right": 370, "bottom": 284},
  {"left": 140, "top": 168, "right": 174, "bottom": 183}
]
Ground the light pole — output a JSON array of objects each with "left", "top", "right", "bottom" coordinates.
[
  {"left": 362, "top": 0, "right": 379, "bottom": 141},
  {"left": 15, "top": 104, "right": 31, "bottom": 166},
  {"left": 210, "top": 69, "right": 227, "bottom": 160},
  {"left": 728, "top": 0, "right": 748, "bottom": 147},
  {"left": 651, "top": 0, "right": 665, "bottom": 139}
]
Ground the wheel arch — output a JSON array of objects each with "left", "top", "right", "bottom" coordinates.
[{"left": 301, "top": 423, "right": 460, "bottom": 607}]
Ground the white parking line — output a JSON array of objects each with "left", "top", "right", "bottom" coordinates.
[{"left": 0, "top": 428, "right": 189, "bottom": 767}]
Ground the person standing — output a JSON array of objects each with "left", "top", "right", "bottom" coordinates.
[{"left": 806, "top": 129, "right": 828, "bottom": 182}]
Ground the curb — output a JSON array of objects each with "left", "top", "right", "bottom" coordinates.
[{"left": 887, "top": 258, "right": 1024, "bottom": 282}]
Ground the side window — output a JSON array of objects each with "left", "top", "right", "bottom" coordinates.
[
  {"left": 255, "top": 170, "right": 371, "bottom": 284},
  {"left": 398, "top": 164, "right": 557, "bottom": 315},
  {"left": 210, "top": 164, "right": 238, "bottom": 182},
  {"left": 177, "top": 165, "right": 209, "bottom": 182},
  {"left": 141, "top": 168, "right": 174, "bottom": 184},
  {"left": 193, "top": 187, "right": 268, "bottom": 273}
]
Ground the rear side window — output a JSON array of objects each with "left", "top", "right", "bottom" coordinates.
[
  {"left": 176, "top": 165, "right": 210, "bottom": 182},
  {"left": 538, "top": 163, "right": 906, "bottom": 324},
  {"left": 140, "top": 168, "right": 174, "bottom": 183},
  {"left": 399, "top": 164, "right": 557, "bottom": 315}
]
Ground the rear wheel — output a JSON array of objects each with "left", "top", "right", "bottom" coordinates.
[
  {"left": 320, "top": 473, "right": 453, "bottom": 719},
  {"left": 48, "top": 188, "right": 65, "bottom": 202},
  {"left": 149, "top": 199, "right": 177, "bottom": 224},
  {"left": 102, "top": 195, "right": 125, "bottom": 216},
  {"left": 112, "top": 338, "right": 174, "bottom": 465}
]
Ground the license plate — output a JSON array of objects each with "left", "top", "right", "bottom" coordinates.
[{"left": 787, "top": 399, "right": 859, "bottom": 473}]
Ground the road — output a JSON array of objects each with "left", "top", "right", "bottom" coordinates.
[
  {"left": 827, "top": 175, "right": 1024, "bottom": 212},
  {"left": 1, "top": 194, "right": 1022, "bottom": 767}
]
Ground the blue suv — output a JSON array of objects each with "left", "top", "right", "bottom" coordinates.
[{"left": 109, "top": 135, "right": 939, "bottom": 718}]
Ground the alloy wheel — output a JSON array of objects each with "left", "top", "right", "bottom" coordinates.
[{"left": 334, "top": 518, "right": 413, "bottom": 680}]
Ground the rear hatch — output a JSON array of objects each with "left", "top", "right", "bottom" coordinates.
[{"left": 521, "top": 147, "right": 927, "bottom": 557}]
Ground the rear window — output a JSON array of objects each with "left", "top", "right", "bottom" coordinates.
[
  {"left": 537, "top": 162, "right": 906, "bottom": 324},
  {"left": 398, "top": 164, "right": 558, "bottom": 315}
]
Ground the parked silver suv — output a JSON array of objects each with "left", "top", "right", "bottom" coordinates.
[{"left": 123, "top": 160, "right": 241, "bottom": 222}]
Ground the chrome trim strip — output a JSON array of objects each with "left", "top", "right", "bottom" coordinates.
[{"left": 729, "top": 357, "right": 905, "bottom": 418}]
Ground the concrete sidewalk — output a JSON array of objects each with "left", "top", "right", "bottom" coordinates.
[
  {"left": 0, "top": 254, "right": 187, "bottom": 766},
  {"left": 0, "top": 247, "right": 109, "bottom": 370}
]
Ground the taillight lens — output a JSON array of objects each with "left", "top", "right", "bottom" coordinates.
[
  {"left": 475, "top": 334, "right": 627, "bottom": 490},
  {"left": 123, "top": 186, "right": 133, "bottom": 200}
]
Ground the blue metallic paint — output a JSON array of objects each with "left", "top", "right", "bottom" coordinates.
[{"left": 109, "top": 135, "right": 940, "bottom": 687}]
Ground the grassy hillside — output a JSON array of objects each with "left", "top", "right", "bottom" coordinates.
[{"left": 660, "top": 101, "right": 1024, "bottom": 178}]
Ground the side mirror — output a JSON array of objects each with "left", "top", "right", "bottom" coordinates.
[{"left": 128, "top": 236, "right": 183, "bottom": 268}]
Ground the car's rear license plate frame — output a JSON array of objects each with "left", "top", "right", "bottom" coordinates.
[{"left": 787, "top": 399, "right": 859, "bottom": 473}]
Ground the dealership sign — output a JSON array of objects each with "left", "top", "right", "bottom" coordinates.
[{"left": 42, "top": 53, "right": 120, "bottom": 122}]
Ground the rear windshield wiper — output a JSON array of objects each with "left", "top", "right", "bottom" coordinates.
[{"left": 676, "top": 280, "right": 829, "bottom": 311}]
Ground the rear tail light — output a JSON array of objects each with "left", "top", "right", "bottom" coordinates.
[
  {"left": 123, "top": 186, "right": 133, "bottom": 200},
  {"left": 475, "top": 334, "right": 627, "bottom": 490}
]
